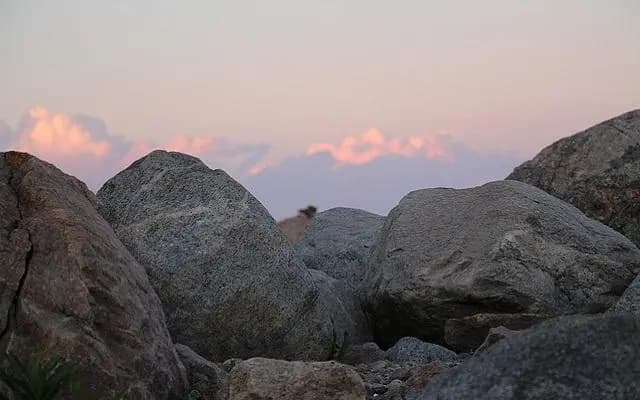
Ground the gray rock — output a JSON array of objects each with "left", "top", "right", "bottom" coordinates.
[
  {"left": 444, "top": 313, "right": 549, "bottom": 352},
  {"left": 364, "top": 180, "right": 640, "bottom": 347},
  {"left": 310, "top": 269, "right": 373, "bottom": 356},
  {"left": 0, "top": 152, "right": 187, "bottom": 399},
  {"left": 175, "top": 344, "right": 227, "bottom": 400},
  {"left": 97, "top": 150, "right": 335, "bottom": 361},
  {"left": 385, "top": 337, "right": 457, "bottom": 364},
  {"left": 222, "top": 359, "right": 243, "bottom": 373},
  {"left": 612, "top": 273, "right": 640, "bottom": 315},
  {"left": 339, "top": 342, "right": 386, "bottom": 366},
  {"left": 408, "top": 313, "right": 640, "bottom": 400},
  {"left": 296, "top": 207, "right": 385, "bottom": 289},
  {"left": 473, "top": 326, "right": 516, "bottom": 353},
  {"left": 379, "top": 379, "right": 405, "bottom": 400},
  {"left": 228, "top": 358, "right": 366, "bottom": 400},
  {"left": 508, "top": 109, "right": 640, "bottom": 246}
]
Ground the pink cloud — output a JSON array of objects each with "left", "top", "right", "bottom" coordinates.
[
  {"left": 306, "top": 129, "right": 451, "bottom": 166},
  {"left": 15, "top": 106, "right": 112, "bottom": 159}
]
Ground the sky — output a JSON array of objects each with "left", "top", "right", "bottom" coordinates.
[{"left": 1, "top": 1, "right": 639, "bottom": 219}]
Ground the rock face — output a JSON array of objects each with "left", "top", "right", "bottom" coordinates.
[
  {"left": 175, "top": 344, "right": 227, "bottom": 400},
  {"left": 364, "top": 180, "right": 640, "bottom": 347},
  {"left": 385, "top": 337, "right": 457, "bottom": 364},
  {"left": 444, "top": 313, "right": 549, "bottom": 353},
  {"left": 296, "top": 207, "right": 385, "bottom": 289},
  {"left": 408, "top": 314, "right": 640, "bottom": 400},
  {"left": 473, "top": 326, "right": 516, "bottom": 353},
  {"left": 508, "top": 110, "right": 640, "bottom": 246},
  {"left": 310, "top": 270, "right": 373, "bottom": 354},
  {"left": 611, "top": 273, "right": 640, "bottom": 315},
  {"left": 0, "top": 152, "right": 186, "bottom": 399},
  {"left": 97, "top": 151, "right": 336, "bottom": 361},
  {"left": 228, "top": 358, "right": 366, "bottom": 400}
]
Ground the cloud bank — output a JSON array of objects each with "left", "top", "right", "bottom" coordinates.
[
  {"left": 1, "top": 107, "right": 269, "bottom": 189},
  {"left": 1, "top": 107, "right": 522, "bottom": 219},
  {"left": 246, "top": 141, "right": 520, "bottom": 219},
  {"left": 307, "top": 129, "right": 451, "bottom": 166}
]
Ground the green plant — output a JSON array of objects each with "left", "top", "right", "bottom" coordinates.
[
  {"left": 0, "top": 355, "right": 125, "bottom": 400},
  {"left": 0, "top": 355, "right": 77, "bottom": 400}
]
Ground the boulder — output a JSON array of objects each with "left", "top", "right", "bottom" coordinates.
[
  {"left": 610, "top": 273, "right": 640, "bottom": 315},
  {"left": 296, "top": 207, "right": 385, "bottom": 288},
  {"left": 339, "top": 342, "right": 386, "bottom": 366},
  {"left": 444, "top": 313, "right": 549, "bottom": 353},
  {"left": 310, "top": 270, "right": 373, "bottom": 355},
  {"left": 97, "top": 151, "right": 336, "bottom": 361},
  {"left": 175, "top": 344, "right": 227, "bottom": 400},
  {"left": 473, "top": 326, "right": 516, "bottom": 353},
  {"left": 0, "top": 152, "right": 187, "bottom": 399},
  {"left": 508, "top": 109, "right": 640, "bottom": 246},
  {"left": 385, "top": 337, "right": 457, "bottom": 364},
  {"left": 407, "top": 314, "right": 640, "bottom": 400},
  {"left": 228, "top": 358, "right": 366, "bottom": 400},
  {"left": 364, "top": 180, "right": 640, "bottom": 347}
]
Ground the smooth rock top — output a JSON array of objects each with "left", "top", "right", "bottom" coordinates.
[
  {"left": 296, "top": 207, "right": 385, "bottom": 289},
  {"left": 0, "top": 152, "right": 186, "bottom": 399},
  {"left": 364, "top": 180, "right": 640, "bottom": 347},
  {"left": 97, "top": 150, "right": 336, "bottom": 361},
  {"left": 228, "top": 358, "right": 366, "bottom": 400},
  {"left": 408, "top": 314, "right": 640, "bottom": 400},
  {"left": 508, "top": 109, "right": 640, "bottom": 246}
]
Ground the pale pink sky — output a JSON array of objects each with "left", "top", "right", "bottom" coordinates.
[{"left": 1, "top": 1, "right": 639, "bottom": 218}]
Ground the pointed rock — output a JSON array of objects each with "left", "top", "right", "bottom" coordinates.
[{"left": 97, "top": 150, "right": 336, "bottom": 361}]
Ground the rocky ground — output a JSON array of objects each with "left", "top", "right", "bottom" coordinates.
[{"left": 1, "top": 109, "right": 640, "bottom": 399}]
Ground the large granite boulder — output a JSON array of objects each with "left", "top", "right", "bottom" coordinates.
[
  {"left": 508, "top": 110, "right": 640, "bottom": 246},
  {"left": 228, "top": 358, "right": 366, "bottom": 400},
  {"left": 408, "top": 314, "right": 640, "bottom": 400},
  {"left": 97, "top": 150, "right": 336, "bottom": 361},
  {"left": 0, "top": 152, "right": 187, "bottom": 399},
  {"left": 364, "top": 180, "right": 640, "bottom": 347},
  {"left": 296, "top": 207, "right": 385, "bottom": 289}
]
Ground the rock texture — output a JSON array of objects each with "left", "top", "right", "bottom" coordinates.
[
  {"left": 385, "top": 337, "right": 457, "bottom": 364},
  {"left": 508, "top": 110, "right": 640, "bottom": 246},
  {"left": 175, "top": 344, "right": 227, "bottom": 400},
  {"left": 339, "top": 342, "right": 386, "bottom": 366},
  {"left": 364, "top": 180, "right": 640, "bottom": 347},
  {"left": 473, "top": 326, "right": 515, "bottom": 353},
  {"left": 296, "top": 207, "right": 385, "bottom": 288},
  {"left": 408, "top": 314, "right": 640, "bottom": 400},
  {"left": 611, "top": 273, "right": 640, "bottom": 315},
  {"left": 0, "top": 152, "right": 187, "bottom": 399},
  {"left": 228, "top": 358, "right": 366, "bottom": 400},
  {"left": 310, "top": 270, "right": 373, "bottom": 355},
  {"left": 97, "top": 151, "right": 335, "bottom": 361},
  {"left": 444, "top": 313, "right": 549, "bottom": 353}
]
